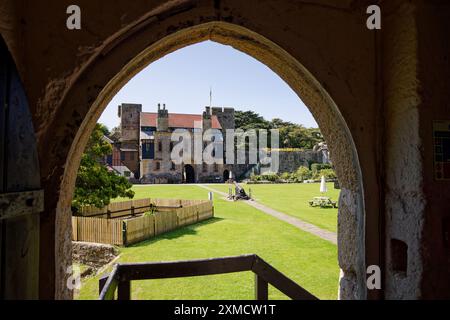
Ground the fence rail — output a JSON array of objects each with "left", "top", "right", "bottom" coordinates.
[
  {"left": 72, "top": 198, "right": 214, "bottom": 246},
  {"left": 98, "top": 254, "right": 318, "bottom": 300}
]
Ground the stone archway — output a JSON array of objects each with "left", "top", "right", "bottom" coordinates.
[
  {"left": 184, "top": 165, "right": 196, "bottom": 183},
  {"left": 223, "top": 170, "right": 230, "bottom": 183},
  {"left": 54, "top": 21, "right": 367, "bottom": 300}
]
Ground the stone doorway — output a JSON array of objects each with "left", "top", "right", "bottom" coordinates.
[
  {"left": 184, "top": 165, "right": 195, "bottom": 184},
  {"left": 52, "top": 21, "right": 368, "bottom": 299},
  {"left": 223, "top": 170, "right": 229, "bottom": 182}
]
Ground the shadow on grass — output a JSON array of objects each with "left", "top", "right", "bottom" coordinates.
[{"left": 129, "top": 217, "right": 225, "bottom": 247}]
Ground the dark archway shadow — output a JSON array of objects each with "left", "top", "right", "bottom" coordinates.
[
  {"left": 184, "top": 164, "right": 195, "bottom": 183},
  {"left": 223, "top": 170, "right": 229, "bottom": 182}
]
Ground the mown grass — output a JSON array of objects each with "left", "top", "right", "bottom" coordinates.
[
  {"left": 77, "top": 185, "right": 339, "bottom": 300},
  {"left": 207, "top": 183, "right": 339, "bottom": 232}
]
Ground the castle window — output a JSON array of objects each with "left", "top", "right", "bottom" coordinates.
[
  {"left": 142, "top": 142, "right": 154, "bottom": 159},
  {"left": 155, "top": 162, "right": 160, "bottom": 171},
  {"left": 158, "top": 141, "right": 162, "bottom": 152},
  {"left": 171, "top": 162, "right": 176, "bottom": 171},
  {"left": 120, "top": 152, "right": 125, "bottom": 161}
]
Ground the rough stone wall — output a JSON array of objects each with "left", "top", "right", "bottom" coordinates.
[
  {"left": 383, "top": 0, "right": 425, "bottom": 299},
  {"left": 212, "top": 107, "right": 234, "bottom": 163},
  {"left": 141, "top": 158, "right": 182, "bottom": 184},
  {"left": 277, "top": 150, "right": 323, "bottom": 173},
  {"left": 212, "top": 107, "right": 235, "bottom": 131},
  {"left": 72, "top": 242, "right": 119, "bottom": 268},
  {"left": 157, "top": 105, "right": 169, "bottom": 131},
  {"left": 119, "top": 103, "right": 142, "bottom": 142},
  {"left": 196, "top": 163, "right": 224, "bottom": 182},
  {"left": 338, "top": 187, "right": 366, "bottom": 299},
  {"left": 154, "top": 132, "right": 172, "bottom": 172}
]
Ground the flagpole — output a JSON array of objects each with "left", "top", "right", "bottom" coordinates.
[{"left": 209, "top": 86, "right": 212, "bottom": 108}]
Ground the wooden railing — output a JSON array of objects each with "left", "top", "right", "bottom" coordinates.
[
  {"left": 98, "top": 254, "right": 318, "bottom": 300},
  {"left": 79, "top": 204, "right": 181, "bottom": 219}
]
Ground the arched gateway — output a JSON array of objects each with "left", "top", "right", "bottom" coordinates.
[
  {"left": 184, "top": 165, "right": 196, "bottom": 184},
  {"left": 58, "top": 21, "right": 366, "bottom": 300},
  {"left": 6, "top": 0, "right": 443, "bottom": 300},
  {"left": 223, "top": 170, "right": 230, "bottom": 183}
]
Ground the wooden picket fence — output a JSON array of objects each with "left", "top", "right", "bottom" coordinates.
[
  {"left": 72, "top": 216, "right": 124, "bottom": 245},
  {"left": 72, "top": 198, "right": 214, "bottom": 246}
]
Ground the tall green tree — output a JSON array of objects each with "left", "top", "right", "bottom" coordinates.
[
  {"left": 72, "top": 123, "right": 134, "bottom": 211},
  {"left": 235, "top": 110, "right": 271, "bottom": 130},
  {"left": 109, "top": 126, "right": 121, "bottom": 142},
  {"left": 234, "top": 110, "right": 324, "bottom": 149}
]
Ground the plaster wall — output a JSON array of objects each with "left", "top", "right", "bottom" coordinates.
[{"left": 415, "top": 0, "right": 450, "bottom": 299}]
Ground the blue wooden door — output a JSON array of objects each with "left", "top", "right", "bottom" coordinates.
[{"left": 0, "top": 36, "right": 42, "bottom": 299}]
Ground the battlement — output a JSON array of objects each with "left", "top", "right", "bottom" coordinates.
[
  {"left": 210, "top": 106, "right": 235, "bottom": 131},
  {"left": 118, "top": 103, "right": 142, "bottom": 118},
  {"left": 223, "top": 107, "right": 235, "bottom": 114},
  {"left": 157, "top": 103, "right": 169, "bottom": 118},
  {"left": 211, "top": 107, "right": 234, "bottom": 115},
  {"left": 157, "top": 103, "right": 169, "bottom": 131},
  {"left": 203, "top": 106, "right": 212, "bottom": 119}
]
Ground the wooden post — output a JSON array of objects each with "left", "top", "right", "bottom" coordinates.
[
  {"left": 99, "top": 274, "right": 109, "bottom": 296},
  {"left": 131, "top": 206, "right": 135, "bottom": 216},
  {"left": 107, "top": 209, "right": 111, "bottom": 219},
  {"left": 118, "top": 280, "right": 131, "bottom": 300},
  {"left": 255, "top": 274, "right": 268, "bottom": 300},
  {"left": 122, "top": 220, "right": 127, "bottom": 247}
]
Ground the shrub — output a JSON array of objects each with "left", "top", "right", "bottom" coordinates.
[
  {"left": 261, "top": 172, "right": 279, "bottom": 182},
  {"left": 295, "top": 166, "right": 312, "bottom": 181},
  {"left": 280, "top": 172, "right": 292, "bottom": 181},
  {"left": 314, "top": 168, "right": 337, "bottom": 180},
  {"left": 311, "top": 163, "right": 332, "bottom": 174}
]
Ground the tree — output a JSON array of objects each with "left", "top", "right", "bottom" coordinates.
[
  {"left": 234, "top": 110, "right": 325, "bottom": 149},
  {"left": 235, "top": 110, "right": 271, "bottom": 130},
  {"left": 72, "top": 123, "right": 134, "bottom": 211},
  {"left": 109, "top": 126, "right": 121, "bottom": 142},
  {"left": 270, "top": 118, "right": 323, "bottom": 149}
]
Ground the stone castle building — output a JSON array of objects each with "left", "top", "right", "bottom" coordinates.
[
  {"left": 115, "top": 103, "right": 330, "bottom": 183},
  {"left": 117, "top": 103, "right": 236, "bottom": 183}
]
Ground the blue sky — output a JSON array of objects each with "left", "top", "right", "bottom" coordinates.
[{"left": 99, "top": 40, "right": 317, "bottom": 130}]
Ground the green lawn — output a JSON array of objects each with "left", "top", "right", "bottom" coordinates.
[
  {"left": 207, "top": 183, "right": 339, "bottom": 232},
  {"left": 77, "top": 184, "right": 339, "bottom": 300}
]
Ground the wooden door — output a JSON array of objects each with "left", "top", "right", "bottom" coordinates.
[{"left": 0, "top": 36, "right": 42, "bottom": 299}]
